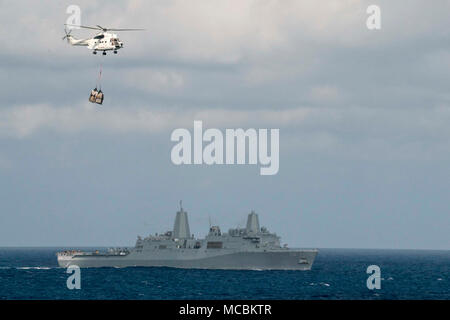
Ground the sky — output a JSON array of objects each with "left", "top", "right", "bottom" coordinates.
[{"left": 0, "top": 0, "right": 449, "bottom": 249}]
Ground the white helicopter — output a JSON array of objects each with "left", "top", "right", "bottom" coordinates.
[{"left": 63, "top": 24, "right": 144, "bottom": 55}]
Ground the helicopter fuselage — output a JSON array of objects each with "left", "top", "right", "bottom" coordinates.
[{"left": 66, "top": 32, "right": 124, "bottom": 54}]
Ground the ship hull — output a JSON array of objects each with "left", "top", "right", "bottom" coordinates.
[{"left": 58, "top": 249, "right": 318, "bottom": 270}]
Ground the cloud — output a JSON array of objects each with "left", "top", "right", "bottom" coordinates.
[
  {"left": 1, "top": 1, "right": 450, "bottom": 249},
  {"left": 1, "top": 1, "right": 450, "bottom": 157},
  {"left": 123, "top": 68, "right": 185, "bottom": 93},
  {"left": 0, "top": 103, "right": 311, "bottom": 137},
  {"left": 2, "top": 102, "right": 450, "bottom": 163},
  {"left": 1, "top": 0, "right": 446, "bottom": 61},
  {"left": 309, "top": 85, "right": 342, "bottom": 103},
  {"left": 2, "top": 0, "right": 450, "bottom": 110}
]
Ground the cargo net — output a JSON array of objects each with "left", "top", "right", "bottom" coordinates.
[
  {"left": 89, "top": 65, "right": 104, "bottom": 105},
  {"left": 89, "top": 88, "right": 104, "bottom": 104}
]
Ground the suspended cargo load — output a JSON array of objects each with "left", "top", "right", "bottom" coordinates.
[
  {"left": 88, "top": 65, "right": 104, "bottom": 105},
  {"left": 95, "top": 90, "right": 104, "bottom": 104},
  {"left": 89, "top": 88, "right": 98, "bottom": 103},
  {"left": 88, "top": 88, "right": 104, "bottom": 105}
]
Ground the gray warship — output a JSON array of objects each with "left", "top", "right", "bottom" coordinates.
[{"left": 57, "top": 204, "right": 318, "bottom": 270}]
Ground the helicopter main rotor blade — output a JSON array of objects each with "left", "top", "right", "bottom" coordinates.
[
  {"left": 64, "top": 24, "right": 145, "bottom": 32},
  {"left": 64, "top": 24, "right": 102, "bottom": 30},
  {"left": 106, "top": 28, "right": 146, "bottom": 31}
]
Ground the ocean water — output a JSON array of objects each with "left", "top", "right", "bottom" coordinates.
[{"left": 0, "top": 248, "right": 448, "bottom": 300}]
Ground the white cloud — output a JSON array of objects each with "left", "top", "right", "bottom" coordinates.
[
  {"left": 123, "top": 68, "right": 185, "bottom": 93},
  {"left": 1, "top": 0, "right": 445, "bottom": 61},
  {"left": 2, "top": 102, "right": 450, "bottom": 162},
  {"left": 1, "top": 0, "right": 450, "bottom": 160},
  {"left": 0, "top": 103, "right": 313, "bottom": 138},
  {"left": 309, "top": 85, "right": 342, "bottom": 103}
]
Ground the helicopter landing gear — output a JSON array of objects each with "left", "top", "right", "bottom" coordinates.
[
  {"left": 113, "top": 50, "right": 117, "bottom": 54},
  {"left": 102, "top": 51, "right": 106, "bottom": 56},
  {"left": 93, "top": 51, "right": 97, "bottom": 55}
]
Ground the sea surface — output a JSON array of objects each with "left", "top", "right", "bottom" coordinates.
[{"left": 0, "top": 248, "right": 448, "bottom": 300}]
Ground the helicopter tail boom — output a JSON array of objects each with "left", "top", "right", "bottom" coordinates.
[
  {"left": 66, "top": 35, "right": 89, "bottom": 46},
  {"left": 62, "top": 28, "right": 89, "bottom": 46}
]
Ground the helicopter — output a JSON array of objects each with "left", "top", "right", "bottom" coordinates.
[{"left": 63, "top": 24, "right": 144, "bottom": 55}]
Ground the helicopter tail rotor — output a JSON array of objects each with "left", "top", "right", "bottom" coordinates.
[{"left": 62, "top": 28, "right": 73, "bottom": 41}]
